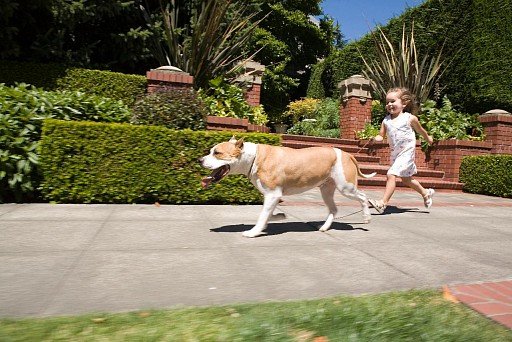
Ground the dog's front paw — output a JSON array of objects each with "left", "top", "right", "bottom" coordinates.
[
  {"left": 362, "top": 214, "right": 371, "bottom": 224},
  {"left": 242, "top": 229, "right": 262, "bottom": 238}
]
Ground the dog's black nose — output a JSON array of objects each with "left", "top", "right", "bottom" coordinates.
[{"left": 198, "top": 157, "right": 203, "bottom": 163}]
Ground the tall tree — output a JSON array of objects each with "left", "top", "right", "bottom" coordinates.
[{"left": 248, "top": 0, "right": 342, "bottom": 120}]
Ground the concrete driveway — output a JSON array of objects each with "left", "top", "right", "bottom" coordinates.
[{"left": 1, "top": 189, "right": 511, "bottom": 318}]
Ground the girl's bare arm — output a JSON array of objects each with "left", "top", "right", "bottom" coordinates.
[{"left": 410, "top": 116, "right": 433, "bottom": 144}]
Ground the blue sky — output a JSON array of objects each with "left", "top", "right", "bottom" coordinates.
[{"left": 320, "top": 0, "right": 425, "bottom": 42}]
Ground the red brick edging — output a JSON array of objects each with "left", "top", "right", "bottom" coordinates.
[{"left": 447, "top": 280, "right": 512, "bottom": 329}]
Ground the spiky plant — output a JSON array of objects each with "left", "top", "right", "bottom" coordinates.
[
  {"left": 360, "top": 24, "right": 446, "bottom": 104},
  {"left": 141, "top": 0, "right": 264, "bottom": 89}
]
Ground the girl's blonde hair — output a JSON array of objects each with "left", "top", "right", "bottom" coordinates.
[{"left": 387, "top": 87, "right": 419, "bottom": 115}]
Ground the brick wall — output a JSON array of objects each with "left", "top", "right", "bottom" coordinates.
[
  {"left": 426, "top": 140, "right": 493, "bottom": 181},
  {"left": 244, "top": 83, "right": 261, "bottom": 107},
  {"left": 206, "top": 116, "right": 270, "bottom": 133},
  {"left": 146, "top": 70, "right": 193, "bottom": 93},
  {"left": 340, "top": 98, "right": 372, "bottom": 139}
]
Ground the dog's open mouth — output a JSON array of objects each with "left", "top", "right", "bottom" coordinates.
[{"left": 201, "top": 165, "right": 230, "bottom": 188}]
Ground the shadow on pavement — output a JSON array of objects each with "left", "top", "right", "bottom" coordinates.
[
  {"left": 376, "top": 206, "right": 430, "bottom": 215},
  {"left": 211, "top": 221, "right": 368, "bottom": 236}
]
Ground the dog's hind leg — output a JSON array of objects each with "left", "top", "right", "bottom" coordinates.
[
  {"left": 242, "top": 189, "right": 282, "bottom": 238},
  {"left": 319, "top": 179, "right": 337, "bottom": 232},
  {"left": 339, "top": 183, "right": 371, "bottom": 223}
]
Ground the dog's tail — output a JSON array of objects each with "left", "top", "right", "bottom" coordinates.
[{"left": 349, "top": 154, "right": 377, "bottom": 178}]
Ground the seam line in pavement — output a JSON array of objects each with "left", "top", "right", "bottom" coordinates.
[{"left": 40, "top": 207, "right": 115, "bottom": 316}]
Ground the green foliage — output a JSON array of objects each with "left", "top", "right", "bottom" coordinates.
[
  {"left": 317, "top": 0, "right": 512, "bottom": 113},
  {"left": 356, "top": 123, "right": 380, "bottom": 140},
  {"left": 55, "top": 68, "right": 147, "bottom": 107},
  {"left": 419, "top": 96, "right": 484, "bottom": 142},
  {"left": 457, "top": 0, "right": 512, "bottom": 113},
  {"left": 249, "top": 0, "right": 341, "bottom": 114},
  {"left": 131, "top": 89, "right": 207, "bottom": 131},
  {"left": 0, "top": 60, "right": 147, "bottom": 106},
  {"left": 371, "top": 100, "right": 387, "bottom": 126},
  {"left": 360, "top": 24, "right": 445, "bottom": 104},
  {"left": 306, "top": 60, "right": 326, "bottom": 99},
  {"left": 0, "top": 83, "right": 131, "bottom": 202},
  {"left": 0, "top": 0, "right": 157, "bottom": 73},
  {"left": 39, "top": 120, "right": 280, "bottom": 204},
  {"left": 284, "top": 98, "right": 320, "bottom": 123},
  {"left": 199, "top": 77, "right": 268, "bottom": 125},
  {"left": 142, "top": 0, "right": 262, "bottom": 89},
  {"left": 460, "top": 155, "right": 512, "bottom": 198},
  {"left": 287, "top": 98, "right": 340, "bottom": 138}
]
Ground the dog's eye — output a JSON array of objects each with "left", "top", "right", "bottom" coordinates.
[{"left": 213, "top": 151, "right": 220, "bottom": 155}]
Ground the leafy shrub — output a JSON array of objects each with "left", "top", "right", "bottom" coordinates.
[
  {"left": 306, "top": 60, "right": 326, "bottom": 99},
  {"left": 371, "top": 100, "right": 387, "bottom": 126},
  {"left": 55, "top": 68, "right": 146, "bottom": 107},
  {"left": 286, "top": 120, "right": 319, "bottom": 136},
  {"left": 131, "top": 89, "right": 207, "bottom": 130},
  {"left": 287, "top": 98, "right": 340, "bottom": 138},
  {"left": 0, "top": 60, "right": 147, "bottom": 106},
  {"left": 199, "top": 77, "right": 268, "bottom": 125},
  {"left": 39, "top": 120, "right": 281, "bottom": 204},
  {"left": 419, "top": 97, "right": 484, "bottom": 142},
  {"left": 284, "top": 98, "right": 320, "bottom": 123},
  {"left": 0, "top": 83, "right": 131, "bottom": 202},
  {"left": 460, "top": 155, "right": 512, "bottom": 198},
  {"left": 356, "top": 123, "right": 380, "bottom": 140}
]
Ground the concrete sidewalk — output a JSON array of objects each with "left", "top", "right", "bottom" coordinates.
[{"left": 1, "top": 189, "right": 511, "bottom": 320}]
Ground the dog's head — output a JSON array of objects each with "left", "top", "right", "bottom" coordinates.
[{"left": 199, "top": 136, "right": 244, "bottom": 188}]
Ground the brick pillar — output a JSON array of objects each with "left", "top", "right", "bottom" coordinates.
[
  {"left": 234, "top": 60, "right": 265, "bottom": 106},
  {"left": 479, "top": 109, "right": 512, "bottom": 155},
  {"left": 146, "top": 66, "right": 193, "bottom": 93},
  {"left": 245, "top": 83, "right": 261, "bottom": 106},
  {"left": 338, "top": 75, "right": 372, "bottom": 139}
]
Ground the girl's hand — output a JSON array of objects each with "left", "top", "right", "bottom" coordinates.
[
  {"left": 426, "top": 135, "right": 434, "bottom": 145},
  {"left": 373, "top": 135, "right": 384, "bottom": 142}
]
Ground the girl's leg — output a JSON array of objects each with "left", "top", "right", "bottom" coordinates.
[
  {"left": 402, "top": 177, "right": 435, "bottom": 208},
  {"left": 369, "top": 174, "right": 396, "bottom": 214},
  {"left": 382, "top": 174, "right": 397, "bottom": 205},
  {"left": 401, "top": 177, "right": 427, "bottom": 195},
  {"left": 401, "top": 176, "right": 427, "bottom": 196}
]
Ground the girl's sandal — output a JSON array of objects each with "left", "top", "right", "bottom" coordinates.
[
  {"left": 423, "top": 188, "right": 435, "bottom": 208},
  {"left": 368, "top": 198, "right": 386, "bottom": 214}
]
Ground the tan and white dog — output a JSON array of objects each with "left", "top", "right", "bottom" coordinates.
[{"left": 200, "top": 137, "right": 376, "bottom": 238}]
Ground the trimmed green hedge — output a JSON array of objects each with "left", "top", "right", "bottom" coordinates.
[
  {"left": 0, "top": 83, "right": 132, "bottom": 202},
  {"left": 39, "top": 120, "right": 280, "bottom": 204},
  {"left": 0, "top": 60, "right": 146, "bottom": 106},
  {"left": 460, "top": 155, "right": 512, "bottom": 198}
]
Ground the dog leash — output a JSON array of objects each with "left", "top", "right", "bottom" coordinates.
[
  {"left": 333, "top": 209, "right": 362, "bottom": 221},
  {"left": 355, "top": 137, "right": 374, "bottom": 154}
]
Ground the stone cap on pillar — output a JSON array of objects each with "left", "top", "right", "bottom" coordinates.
[
  {"left": 155, "top": 65, "right": 184, "bottom": 73},
  {"left": 234, "top": 60, "right": 265, "bottom": 85},
  {"left": 479, "top": 109, "right": 512, "bottom": 124},
  {"left": 338, "top": 74, "right": 372, "bottom": 103},
  {"left": 481, "top": 109, "right": 511, "bottom": 116}
]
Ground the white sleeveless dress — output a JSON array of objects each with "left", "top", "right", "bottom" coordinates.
[{"left": 383, "top": 112, "right": 417, "bottom": 177}]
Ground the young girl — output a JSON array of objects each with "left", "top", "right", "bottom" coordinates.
[{"left": 368, "top": 87, "right": 434, "bottom": 213}]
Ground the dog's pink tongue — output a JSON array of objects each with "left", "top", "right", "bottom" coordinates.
[{"left": 201, "top": 177, "right": 212, "bottom": 189}]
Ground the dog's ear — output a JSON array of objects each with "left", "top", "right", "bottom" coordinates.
[
  {"left": 229, "top": 135, "right": 237, "bottom": 144},
  {"left": 235, "top": 137, "right": 244, "bottom": 149}
]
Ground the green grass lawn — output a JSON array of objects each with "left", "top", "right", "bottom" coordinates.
[{"left": 1, "top": 289, "right": 510, "bottom": 341}]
